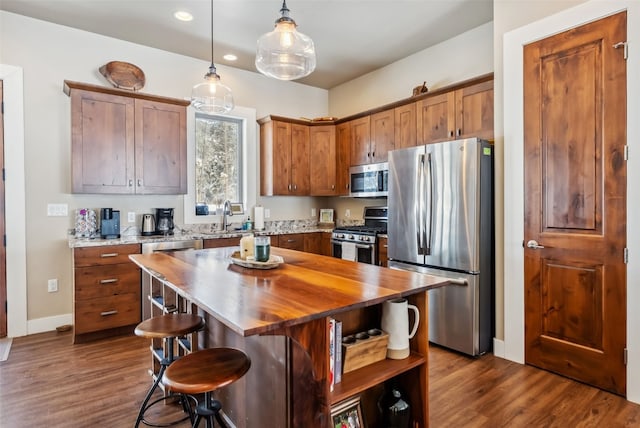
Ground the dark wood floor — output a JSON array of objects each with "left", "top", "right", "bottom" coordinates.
[{"left": 1, "top": 331, "right": 639, "bottom": 427}]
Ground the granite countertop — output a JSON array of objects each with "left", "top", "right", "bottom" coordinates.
[{"left": 68, "top": 225, "right": 334, "bottom": 248}]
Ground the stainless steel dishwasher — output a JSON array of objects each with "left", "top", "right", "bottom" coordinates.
[{"left": 140, "top": 239, "right": 203, "bottom": 320}]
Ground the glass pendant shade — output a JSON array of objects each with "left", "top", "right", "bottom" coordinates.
[
  {"left": 255, "top": 2, "right": 316, "bottom": 80},
  {"left": 191, "top": 64, "right": 234, "bottom": 114},
  {"left": 191, "top": 0, "right": 234, "bottom": 114}
]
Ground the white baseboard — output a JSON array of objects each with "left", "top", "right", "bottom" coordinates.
[
  {"left": 493, "top": 338, "right": 505, "bottom": 358},
  {"left": 27, "top": 313, "right": 72, "bottom": 335}
]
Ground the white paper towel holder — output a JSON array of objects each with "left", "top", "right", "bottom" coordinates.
[{"left": 253, "top": 206, "right": 265, "bottom": 231}]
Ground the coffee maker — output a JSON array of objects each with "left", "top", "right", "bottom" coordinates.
[
  {"left": 100, "top": 208, "right": 120, "bottom": 239},
  {"left": 155, "top": 208, "right": 174, "bottom": 235}
]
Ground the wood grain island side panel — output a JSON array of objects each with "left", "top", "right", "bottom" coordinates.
[{"left": 129, "top": 247, "right": 449, "bottom": 427}]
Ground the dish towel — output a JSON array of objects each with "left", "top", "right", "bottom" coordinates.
[{"left": 341, "top": 242, "right": 357, "bottom": 261}]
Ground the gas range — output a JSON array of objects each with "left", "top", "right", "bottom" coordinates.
[{"left": 331, "top": 206, "right": 388, "bottom": 245}]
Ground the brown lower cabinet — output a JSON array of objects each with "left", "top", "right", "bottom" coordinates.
[
  {"left": 378, "top": 236, "right": 388, "bottom": 267},
  {"left": 203, "top": 237, "right": 241, "bottom": 248},
  {"left": 73, "top": 243, "right": 141, "bottom": 343}
]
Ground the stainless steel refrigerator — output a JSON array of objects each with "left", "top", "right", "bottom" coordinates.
[{"left": 387, "top": 138, "right": 493, "bottom": 356}]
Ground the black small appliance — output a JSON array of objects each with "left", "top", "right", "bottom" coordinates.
[
  {"left": 100, "top": 208, "right": 121, "bottom": 239},
  {"left": 155, "top": 208, "right": 174, "bottom": 235}
]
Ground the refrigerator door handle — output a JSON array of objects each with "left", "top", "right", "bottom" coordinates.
[
  {"left": 416, "top": 154, "right": 425, "bottom": 255},
  {"left": 447, "top": 278, "right": 469, "bottom": 286},
  {"left": 425, "top": 152, "right": 433, "bottom": 255}
]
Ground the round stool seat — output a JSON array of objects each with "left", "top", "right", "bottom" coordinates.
[
  {"left": 163, "top": 348, "right": 251, "bottom": 395},
  {"left": 135, "top": 313, "right": 205, "bottom": 339}
]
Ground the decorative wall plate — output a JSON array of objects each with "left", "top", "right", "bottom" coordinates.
[{"left": 99, "top": 61, "right": 145, "bottom": 91}]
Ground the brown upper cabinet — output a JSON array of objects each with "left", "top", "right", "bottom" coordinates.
[
  {"left": 64, "top": 81, "right": 189, "bottom": 194},
  {"left": 350, "top": 110, "right": 395, "bottom": 166},
  {"left": 394, "top": 103, "right": 417, "bottom": 149},
  {"left": 417, "top": 79, "right": 493, "bottom": 145},
  {"left": 258, "top": 75, "right": 493, "bottom": 197},
  {"left": 335, "top": 122, "right": 351, "bottom": 195},
  {"left": 309, "top": 125, "right": 337, "bottom": 196},
  {"left": 260, "top": 118, "right": 310, "bottom": 196}
]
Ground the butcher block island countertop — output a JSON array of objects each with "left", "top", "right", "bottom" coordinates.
[{"left": 130, "top": 246, "right": 449, "bottom": 428}]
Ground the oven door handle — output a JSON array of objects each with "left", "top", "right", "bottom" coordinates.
[{"left": 355, "top": 244, "right": 373, "bottom": 249}]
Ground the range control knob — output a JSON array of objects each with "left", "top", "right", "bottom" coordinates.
[{"left": 348, "top": 235, "right": 355, "bottom": 240}]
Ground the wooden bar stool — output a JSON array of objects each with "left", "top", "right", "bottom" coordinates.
[
  {"left": 162, "top": 348, "right": 251, "bottom": 428},
  {"left": 134, "top": 313, "right": 206, "bottom": 427}
]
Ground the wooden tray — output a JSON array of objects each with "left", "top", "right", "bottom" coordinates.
[
  {"left": 230, "top": 251, "right": 283, "bottom": 270},
  {"left": 99, "top": 61, "right": 145, "bottom": 91}
]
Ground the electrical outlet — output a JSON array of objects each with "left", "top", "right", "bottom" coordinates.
[
  {"left": 311, "top": 208, "right": 317, "bottom": 217},
  {"left": 128, "top": 212, "right": 136, "bottom": 223},
  {"left": 264, "top": 208, "right": 271, "bottom": 218},
  {"left": 47, "top": 279, "right": 58, "bottom": 293},
  {"left": 345, "top": 209, "right": 351, "bottom": 218},
  {"left": 47, "top": 203, "right": 68, "bottom": 217}
]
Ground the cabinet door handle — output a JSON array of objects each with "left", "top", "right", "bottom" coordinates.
[
  {"left": 286, "top": 239, "right": 296, "bottom": 243},
  {"left": 449, "top": 130, "right": 454, "bottom": 137},
  {"left": 457, "top": 128, "right": 461, "bottom": 136},
  {"left": 100, "top": 253, "right": 118, "bottom": 258},
  {"left": 128, "top": 179, "right": 133, "bottom": 187},
  {"left": 288, "top": 184, "right": 292, "bottom": 191},
  {"left": 100, "top": 310, "right": 118, "bottom": 316},
  {"left": 293, "top": 184, "right": 297, "bottom": 191},
  {"left": 100, "top": 278, "right": 118, "bottom": 284},
  {"left": 137, "top": 179, "right": 142, "bottom": 186},
  {"left": 331, "top": 184, "right": 335, "bottom": 190}
]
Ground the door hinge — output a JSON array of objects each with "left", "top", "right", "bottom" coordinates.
[
  {"left": 624, "top": 348, "right": 628, "bottom": 365},
  {"left": 624, "top": 247, "right": 628, "bottom": 264},
  {"left": 613, "top": 41, "right": 628, "bottom": 60},
  {"left": 624, "top": 145, "right": 629, "bottom": 161}
]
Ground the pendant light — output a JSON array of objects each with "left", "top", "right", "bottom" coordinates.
[
  {"left": 255, "top": 1, "right": 316, "bottom": 81},
  {"left": 191, "top": 0, "right": 234, "bottom": 114}
]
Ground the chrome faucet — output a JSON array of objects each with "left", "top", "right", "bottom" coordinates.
[{"left": 222, "top": 200, "right": 233, "bottom": 231}]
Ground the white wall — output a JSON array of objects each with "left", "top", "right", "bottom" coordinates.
[
  {"left": 502, "top": 0, "right": 639, "bottom": 404},
  {"left": 0, "top": 11, "right": 328, "bottom": 333},
  {"left": 329, "top": 22, "right": 494, "bottom": 118}
]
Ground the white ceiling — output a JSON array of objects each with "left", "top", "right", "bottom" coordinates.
[{"left": 0, "top": 0, "right": 493, "bottom": 89}]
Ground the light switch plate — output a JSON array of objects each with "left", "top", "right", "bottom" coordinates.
[
  {"left": 311, "top": 208, "right": 317, "bottom": 217},
  {"left": 264, "top": 208, "right": 271, "bottom": 218},
  {"left": 47, "top": 203, "right": 68, "bottom": 217},
  {"left": 128, "top": 212, "right": 136, "bottom": 223}
]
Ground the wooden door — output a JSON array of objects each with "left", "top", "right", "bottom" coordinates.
[
  {"left": 70, "top": 90, "right": 135, "bottom": 193},
  {"left": 416, "top": 91, "right": 455, "bottom": 144},
  {"left": 290, "top": 124, "right": 310, "bottom": 195},
  {"left": 394, "top": 102, "right": 417, "bottom": 149},
  {"left": 309, "top": 125, "right": 336, "bottom": 196},
  {"left": 523, "top": 11, "right": 627, "bottom": 395},
  {"left": 135, "top": 99, "right": 187, "bottom": 195},
  {"left": 350, "top": 116, "right": 371, "bottom": 166},
  {"left": 0, "top": 80, "right": 6, "bottom": 337},
  {"left": 456, "top": 80, "right": 494, "bottom": 141},
  {"left": 370, "top": 109, "right": 395, "bottom": 162},
  {"left": 335, "top": 122, "right": 351, "bottom": 195}
]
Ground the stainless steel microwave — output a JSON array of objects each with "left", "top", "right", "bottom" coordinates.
[{"left": 349, "top": 162, "right": 389, "bottom": 197}]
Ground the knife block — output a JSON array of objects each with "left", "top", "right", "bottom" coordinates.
[{"left": 342, "top": 329, "right": 389, "bottom": 374}]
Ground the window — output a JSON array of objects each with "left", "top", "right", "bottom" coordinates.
[
  {"left": 184, "top": 105, "right": 257, "bottom": 225},
  {"left": 195, "top": 113, "right": 243, "bottom": 211}
]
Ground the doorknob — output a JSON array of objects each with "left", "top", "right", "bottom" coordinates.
[{"left": 526, "top": 240, "right": 545, "bottom": 249}]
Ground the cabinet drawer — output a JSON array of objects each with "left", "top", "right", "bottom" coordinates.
[
  {"left": 74, "top": 244, "right": 141, "bottom": 267},
  {"left": 75, "top": 264, "right": 140, "bottom": 300},
  {"left": 203, "top": 237, "right": 241, "bottom": 248},
  {"left": 74, "top": 293, "right": 141, "bottom": 334},
  {"left": 277, "top": 234, "right": 305, "bottom": 251}
]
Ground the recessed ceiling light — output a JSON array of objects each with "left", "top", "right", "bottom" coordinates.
[
  {"left": 223, "top": 54, "right": 238, "bottom": 61},
  {"left": 174, "top": 10, "right": 193, "bottom": 22}
]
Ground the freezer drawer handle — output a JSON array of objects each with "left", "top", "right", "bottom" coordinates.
[
  {"left": 526, "top": 240, "right": 545, "bottom": 249},
  {"left": 448, "top": 278, "right": 468, "bottom": 286}
]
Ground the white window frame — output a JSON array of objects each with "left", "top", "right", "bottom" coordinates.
[{"left": 184, "top": 105, "right": 257, "bottom": 225}]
